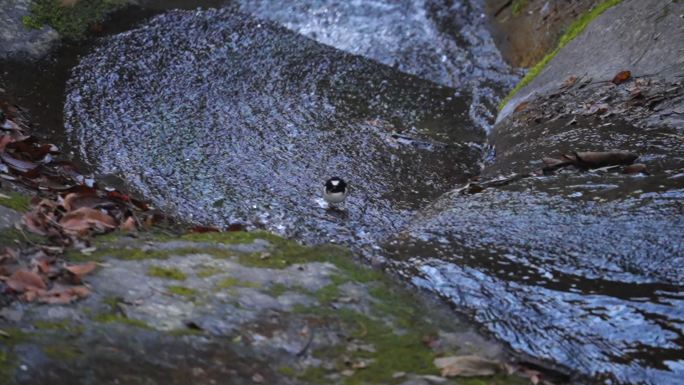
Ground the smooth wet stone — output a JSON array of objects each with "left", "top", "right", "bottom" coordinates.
[
  {"left": 0, "top": 235, "right": 521, "bottom": 385},
  {"left": 235, "top": 0, "right": 517, "bottom": 130},
  {"left": 389, "top": 176, "right": 684, "bottom": 384},
  {"left": 65, "top": 7, "right": 486, "bottom": 248}
]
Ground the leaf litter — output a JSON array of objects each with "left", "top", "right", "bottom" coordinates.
[{"left": 0, "top": 101, "right": 159, "bottom": 304}]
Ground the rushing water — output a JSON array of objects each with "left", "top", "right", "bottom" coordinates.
[{"left": 63, "top": 1, "right": 684, "bottom": 384}]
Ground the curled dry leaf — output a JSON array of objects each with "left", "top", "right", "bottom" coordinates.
[
  {"left": 65, "top": 262, "right": 97, "bottom": 277},
  {"left": 612, "top": 70, "right": 631, "bottom": 85},
  {"left": 59, "top": 207, "right": 117, "bottom": 234},
  {"left": 6, "top": 269, "right": 47, "bottom": 292},
  {"left": 62, "top": 192, "right": 117, "bottom": 212},
  {"left": 433, "top": 355, "right": 501, "bottom": 378}
]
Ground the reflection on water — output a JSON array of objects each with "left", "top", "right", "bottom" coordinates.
[{"left": 388, "top": 177, "right": 684, "bottom": 384}]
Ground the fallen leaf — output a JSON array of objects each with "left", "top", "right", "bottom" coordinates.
[
  {"left": 612, "top": 70, "right": 631, "bottom": 85},
  {"left": 572, "top": 151, "right": 638, "bottom": 168},
  {"left": 514, "top": 102, "right": 529, "bottom": 112},
  {"left": 65, "top": 262, "right": 97, "bottom": 277},
  {"left": 0, "top": 151, "right": 38, "bottom": 172},
  {"left": 6, "top": 269, "right": 47, "bottom": 292},
  {"left": 121, "top": 216, "right": 137, "bottom": 232},
  {"left": 21, "top": 211, "right": 48, "bottom": 235},
  {"left": 38, "top": 286, "right": 90, "bottom": 304},
  {"left": 62, "top": 192, "right": 116, "bottom": 212},
  {"left": 59, "top": 0, "right": 79, "bottom": 6},
  {"left": 623, "top": 163, "right": 648, "bottom": 175},
  {"left": 0, "top": 136, "right": 12, "bottom": 152},
  {"left": 561, "top": 75, "right": 578, "bottom": 88},
  {"left": 434, "top": 355, "right": 501, "bottom": 378},
  {"left": 59, "top": 207, "right": 117, "bottom": 234}
]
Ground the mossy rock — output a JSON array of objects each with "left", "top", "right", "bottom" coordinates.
[{"left": 22, "top": 0, "right": 131, "bottom": 40}]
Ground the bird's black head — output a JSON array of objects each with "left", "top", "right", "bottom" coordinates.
[{"left": 325, "top": 177, "right": 347, "bottom": 193}]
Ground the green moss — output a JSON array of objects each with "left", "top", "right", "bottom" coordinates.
[
  {"left": 33, "top": 320, "right": 84, "bottom": 334},
  {"left": 314, "top": 283, "right": 341, "bottom": 304},
  {"left": 93, "top": 313, "right": 151, "bottom": 329},
  {"left": 0, "top": 328, "right": 28, "bottom": 384},
  {"left": 195, "top": 265, "right": 223, "bottom": 278},
  {"left": 215, "top": 277, "right": 259, "bottom": 290},
  {"left": 166, "top": 285, "right": 197, "bottom": 297},
  {"left": 147, "top": 266, "right": 187, "bottom": 281},
  {"left": 498, "top": 0, "right": 623, "bottom": 110},
  {"left": 0, "top": 192, "right": 30, "bottom": 212},
  {"left": 42, "top": 345, "right": 81, "bottom": 360},
  {"left": 22, "top": 0, "right": 131, "bottom": 40},
  {"left": 511, "top": 0, "right": 528, "bottom": 15}
]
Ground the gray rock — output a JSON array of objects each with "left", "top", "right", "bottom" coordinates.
[
  {"left": 0, "top": 205, "right": 21, "bottom": 230},
  {"left": 0, "top": 0, "right": 59, "bottom": 59},
  {"left": 499, "top": 0, "right": 684, "bottom": 122}
]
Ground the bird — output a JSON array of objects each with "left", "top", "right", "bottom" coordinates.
[{"left": 323, "top": 177, "right": 348, "bottom": 206}]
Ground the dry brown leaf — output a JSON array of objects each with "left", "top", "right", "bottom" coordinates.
[
  {"left": 59, "top": 0, "right": 79, "bottom": 6},
  {"left": 65, "top": 262, "right": 97, "bottom": 277},
  {"left": 434, "top": 355, "right": 501, "bottom": 378},
  {"left": 612, "top": 70, "right": 631, "bottom": 85},
  {"left": 623, "top": 163, "right": 648, "bottom": 175},
  {"left": 0, "top": 136, "right": 12, "bottom": 152},
  {"left": 38, "top": 286, "right": 90, "bottom": 304},
  {"left": 514, "top": 101, "right": 529, "bottom": 112},
  {"left": 561, "top": 75, "right": 578, "bottom": 88},
  {"left": 6, "top": 269, "right": 47, "bottom": 292},
  {"left": 121, "top": 216, "right": 137, "bottom": 232},
  {"left": 573, "top": 151, "right": 638, "bottom": 168},
  {"left": 59, "top": 207, "right": 117, "bottom": 234},
  {"left": 21, "top": 211, "right": 49, "bottom": 235}
]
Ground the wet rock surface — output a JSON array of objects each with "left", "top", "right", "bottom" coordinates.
[
  {"left": 498, "top": 0, "right": 684, "bottom": 122},
  {"left": 234, "top": 0, "right": 517, "bottom": 130},
  {"left": 64, "top": 7, "right": 493, "bottom": 248},
  {"left": 0, "top": 233, "right": 526, "bottom": 385},
  {"left": 389, "top": 1, "right": 684, "bottom": 383},
  {"left": 0, "top": 0, "right": 59, "bottom": 60}
]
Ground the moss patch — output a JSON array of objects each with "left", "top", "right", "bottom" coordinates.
[
  {"left": 215, "top": 277, "right": 259, "bottom": 290},
  {"left": 498, "top": 0, "right": 622, "bottom": 110},
  {"left": 0, "top": 192, "right": 30, "bottom": 212},
  {"left": 0, "top": 328, "right": 28, "bottom": 384},
  {"left": 166, "top": 285, "right": 197, "bottom": 297},
  {"left": 22, "top": 0, "right": 131, "bottom": 40},
  {"left": 42, "top": 345, "right": 81, "bottom": 360},
  {"left": 147, "top": 266, "right": 187, "bottom": 281},
  {"left": 93, "top": 313, "right": 151, "bottom": 329},
  {"left": 511, "top": 0, "right": 528, "bottom": 15}
]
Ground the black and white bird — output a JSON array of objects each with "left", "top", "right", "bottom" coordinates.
[{"left": 323, "top": 177, "right": 348, "bottom": 205}]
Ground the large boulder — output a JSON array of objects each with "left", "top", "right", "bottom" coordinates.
[{"left": 65, "top": 8, "right": 486, "bottom": 248}]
